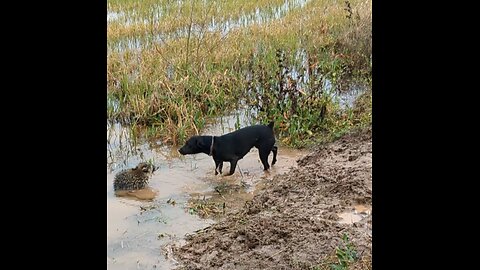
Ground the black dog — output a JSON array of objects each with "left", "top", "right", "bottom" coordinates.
[{"left": 178, "top": 121, "right": 278, "bottom": 176}]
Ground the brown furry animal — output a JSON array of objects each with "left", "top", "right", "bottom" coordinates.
[{"left": 113, "top": 162, "right": 156, "bottom": 191}]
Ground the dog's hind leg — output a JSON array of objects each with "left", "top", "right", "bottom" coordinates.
[{"left": 271, "top": 145, "right": 278, "bottom": 166}]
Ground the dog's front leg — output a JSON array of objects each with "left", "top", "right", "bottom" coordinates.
[
  {"left": 226, "top": 158, "right": 238, "bottom": 176},
  {"left": 214, "top": 160, "right": 223, "bottom": 175}
]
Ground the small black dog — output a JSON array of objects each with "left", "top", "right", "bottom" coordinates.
[{"left": 178, "top": 121, "right": 278, "bottom": 176}]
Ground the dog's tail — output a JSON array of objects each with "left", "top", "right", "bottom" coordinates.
[{"left": 267, "top": 121, "right": 274, "bottom": 129}]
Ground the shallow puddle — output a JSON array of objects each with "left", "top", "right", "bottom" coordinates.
[
  {"left": 337, "top": 204, "right": 371, "bottom": 225},
  {"left": 107, "top": 111, "right": 307, "bottom": 269}
]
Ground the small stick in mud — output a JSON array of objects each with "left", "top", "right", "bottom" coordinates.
[
  {"left": 214, "top": 187, "right": 227, "bottom": 200},
  {"left": 237, "top": 163, "right": 244, "bottom": 177}
]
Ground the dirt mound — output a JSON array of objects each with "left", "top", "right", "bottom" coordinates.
[{"left": 173, "top": 128, "right": 372, "bottom": 269}]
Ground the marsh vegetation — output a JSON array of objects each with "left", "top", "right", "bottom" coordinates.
[{"left": 107, "top": 0, "right": 371, "bottom": 146}]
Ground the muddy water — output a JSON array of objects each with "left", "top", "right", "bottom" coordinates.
[
  {"left": 107, "top": 112, "right": 307, "bottom": 269},
  {"left": 338, "top": 204, "right": 372, "bottom": 224}
]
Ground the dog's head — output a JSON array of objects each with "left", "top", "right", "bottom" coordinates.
[{"left": 178, "top": 136, "right": 205, "bottom": 155}]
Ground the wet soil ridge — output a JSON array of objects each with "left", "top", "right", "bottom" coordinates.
[{"left": 173, "top": 127, "right": 372, "bottom": 269}]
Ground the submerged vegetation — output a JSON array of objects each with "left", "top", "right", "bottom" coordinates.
[{"left": 107, "top": 0, "right": 372, "bottom": 147}]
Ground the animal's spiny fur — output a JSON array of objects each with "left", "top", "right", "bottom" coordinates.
[{"left": 113, "top": 162, "right": 156, "bottom": 191}]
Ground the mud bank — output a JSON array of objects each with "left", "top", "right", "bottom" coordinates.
[{"left": 173, "top": 127, "right": 372, "bottom": 269}]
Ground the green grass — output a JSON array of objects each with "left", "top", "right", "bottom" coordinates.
[
  {"left": 330, "top": 234, "right": 358, "bottom": 270},
  {"left": 311, "top": 233, "right": 371, "bottom": 270},
  {"left": 107, "top": 0, "right": 372, "bottom": 147}
]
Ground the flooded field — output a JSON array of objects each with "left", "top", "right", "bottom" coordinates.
[
  {"left": 107, "top": 0, "right": 312, "bottom": 51},
  {"left": 107, "top": 0, "right": 372, "bottom": 268},
  {"left": 107, "top": 112, "right": 308, "bottom": 269}
]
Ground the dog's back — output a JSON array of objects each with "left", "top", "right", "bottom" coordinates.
[
  {"left": 225, "top": 123, "right": 273, "bottom": 138},
  {"left": 216, "top": 122, "right": 275, "bottom": 159}
]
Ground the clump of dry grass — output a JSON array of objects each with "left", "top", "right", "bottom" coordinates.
[{"left": 187, "top": 196, "right": 225, "bottom": 219}]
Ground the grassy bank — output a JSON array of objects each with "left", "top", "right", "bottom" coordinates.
[{"left": 107, "top": 0, "right": 372, "bottom": 147}]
